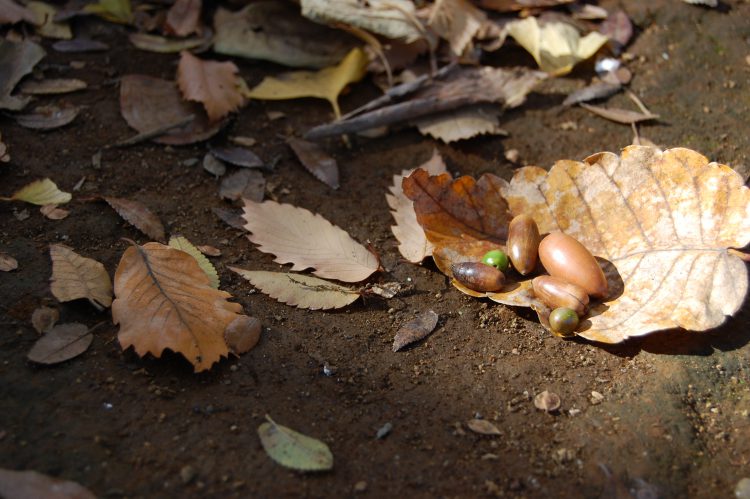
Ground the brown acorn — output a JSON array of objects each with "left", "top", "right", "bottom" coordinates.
[
  {"left": 538, "top": 232, "right": 608, "bottom": 298},
  {"left": 451, "top": 262, "right": 505, "bottom": 292},
  {"left": 532, "top": 275, "right": 589, "bottom": 316},
  {"left": 507, "top": 214, "right": 540, "bottom": 275}
]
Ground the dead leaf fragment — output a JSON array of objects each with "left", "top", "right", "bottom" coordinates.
[
  {"left": 31, "top": 306, "right": 59, "bottom": 334},
  {"left": 177, "top": 51, "right": 244, "bottom": 122},
  {"left": 165, "top": 0, "right": 201, "bottom": 37},
  {"left": 6, "top": 178, "right": 71, "bottom": 205},
  {"left": 15, "top": 105, "right": 79, "bottom": 130},
  {"left": 230, "top": 268, "right": 360, "bottom": 310},
  {"left": 203, "top": 152, "right": 226, "bottom": 177},
  {"left": 213, "top": 207, "right": 246, "bottom": 230},
  {"left": 466, "top": 419, "right": 502, "bottom": 436},
  {"left": 50, "top": 244, "right": 113, "bottom": 309},
  {"left": 0, "top": 468, "right": 96, "bottom": 499},
  {"left": 40, "top": 204, "right": 69, "bottom": 220},
  {"left": 103, "top": 196, "right": 166, "bottom": 242},
  {"left": 210, "top": 145, "right": 263, "bottom": 169},
  {"left": 301, "top": 0, "right": 422, "bottom": 41},
  {"left": 392, "top": 310, "right": 439, "bottom": 351},
  {"left": 427, "top": 0, "right": 486, "bottom": 56},
  {"left": 224, "top": 315, "right": 262, "bottom": 354},
  {"left": 197, "top": 245, "right": 221, "bottom": 257},
  {"left": 129, "top": 33, "right": 207, "bottom": 53},
  {"left": 0, "top": 39, "right": 46, "bottom": 111},
  {"left": 27, "top": 322, "right": 92, "bottom": 364},
  {"left": 416, "top": 105, "right": 508, "bottom": 142},
  {"left": 113, "top": 242, "right": 246, "bottom": 372},
  {"left": 0, "top": 252, "right": 18, "bottom": 271},
  {"left": 242, "top": 199, "right": 379, "bottom": 282},
  {"left": 287, "top": 137, "right": 339, "bottom": 189},
  {"left": 168, "top": 235, "right": 219, "bottom": 289},
  {"left": 534, "top": 390, "right": 561, "bottom": 412},
  {"left": 562, "top": 81, "right": 621, "bottom": 107},
  {"left": 258, "top": 415, "right": 334, "bottom": 471},
  {"left": 219, "top": 169, "right": 265, "bottom": 202},
  {"left": 599, "top": 9, "right": 632, "bottom": 54},
  {"left": 19, "top": 78, "right": 87, "bottom": 95},
  {"left": 580, "top": 103, "right": 659, "bottom": 124}
]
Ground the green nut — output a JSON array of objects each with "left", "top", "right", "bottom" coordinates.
[
  {"left": 481, "top": 249, "right": 509, "bottom": 272},
  {"left": 548, "top": 307, "right": 579, "bottom": 337}
]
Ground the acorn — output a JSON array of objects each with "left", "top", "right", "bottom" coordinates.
[
  {"left": 507, "top": 214, "right": 540, "bottom": 275},
  {"left": 532, "top": 275, "right": 589, "bottom": 316},
  {"left": 538, "top": 232, "right": 608, "bottom": 298},
  {"left": 451, "top": 262, "right": 505, "bottom": 292},
  {"left": 548, "top": 307, "right": 579, "bottom": 337}
]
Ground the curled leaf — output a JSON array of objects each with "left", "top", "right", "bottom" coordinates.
[
  {"left": 49, "top": 244, "right": 113, "bottom": 309},
  {"left": 27, "top": 322, "right": 92, "bottom": 364},
  {"left": 168, "top": 235, "right": 219, "bottom": 288},
  {"left": 258, "top": 415, "right": 334, "bottom": 471}
]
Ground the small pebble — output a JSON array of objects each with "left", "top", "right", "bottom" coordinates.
[
  {"left": 590, "top": 391, "right": 604, "bottom": 405},
  {"left": 376, "top": 422, "right": 392, "bottom": 440},
  {"left": 354, "top": 481, "right": 368, "bottom": 493},
  {"left": 180, "top": 465, "right": 196, "bottom": 484}
]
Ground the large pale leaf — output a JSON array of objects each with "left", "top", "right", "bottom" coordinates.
[
  {"left": 112, "top": 242, "right": 246, "bottom": 372},
  {"left": 242, "top": 199, "right": 379, "bottom": 282},
  {"left": 244, "top": 48, "right": 368, "bottom": 118},
  {"left": 301, "top": 0, "right": 422, "bottom": 41},
  {"left": 4, "top": 178, "right": 71, "bottom": 205},
  {"left": 0, "top": 39, "right": 45, "bottom": 111},
  {"left": 0, "top": 468, "right": 95, "bottom": 499},
  {"left": 176, "top": 51, "right": 244, "bottom": 122},
  {"left": 49, "top": 244, "right": 113, "bottom": 309},
  {"left": 386, "top": 149, "right": 448, "bottom": 263},
  {"left": 258, "top": 416, "right": 334, "bottom": 471},
  {"left": 169, "top": 235, "right": 219, "bottom": 289},
  {"left": 404, "top": 146, "right": 750, "bottom": 343},
  {"left": 230, "top": 268, "right": 360, "bottom": 310}
]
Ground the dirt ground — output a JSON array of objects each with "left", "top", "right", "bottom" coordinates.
[{"left": 2, "top": 1, "right": 750, "bottom": 497}]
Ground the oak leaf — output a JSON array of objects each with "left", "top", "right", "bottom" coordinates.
[
  {"left": 112, "top": 242, "right": 247, "bottom": 372},
  {"left": 177, "top": 51, "right": 244, "bottom": 123},
  {"left": 404, "top": 146, "right": 750, "bottom": 343},
  {"left": 103, "top": 196, "right": 165, "bottom": 242},
  {"left": 230, "top": 268, "right": 360, "bottom": 310},
  {"left": 242, "top": 199, "right": 379, "bottom": 282},
  {"left": 49, "top": 244, "right": 113, "bottom": 309}
]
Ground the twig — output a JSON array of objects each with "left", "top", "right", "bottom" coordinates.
[
  {"left": 109, "top": 115, "right": 195, "bottom": 148},
  {"left": 625, "top": 89, "right": 652, "bottom": 116}
]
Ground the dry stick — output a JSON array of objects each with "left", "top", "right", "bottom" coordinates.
[
  {"left": 625, "top": 89, "right": 652, "bottom": 115},
  {"left": 109, "top": 115, "right": 195, "bottom": 148},
  {"left": 336, "top": 23, "right": 393, "bottom": 88}
]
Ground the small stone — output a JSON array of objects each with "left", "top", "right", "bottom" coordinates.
[
  {"left": 504, "top": 148, "right": 520, "bottom": 163},
  {"left": 376, "top": 422, "right": 393, "bottom": 440},
  {"left": 590, "top": 391, "right": 604, "bottom": 405},
  {"left": 180, "top": 465, "right": 196, "bottom": 484},
  {"left": 735, "top": 478, "right": 750, "bottom": 499},
  {"left": 354, "top": 481, "right": 368, "bottom": 493}
]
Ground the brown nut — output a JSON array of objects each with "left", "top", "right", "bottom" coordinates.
[
  {"left": 538, "top": 232, "right": 608, "bottom": 298},
  {"left": 532, "top": 275, "right": 589, "bottom": 316},
  {"left": 507, "top": 214, "right": 540, "bottom": 275},
  {"left": 451, "top": 262, "right": 505, "bottom": 292}
]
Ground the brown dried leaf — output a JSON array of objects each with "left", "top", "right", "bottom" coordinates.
[
  {"left": 40, "top": 204, "right": 69, "bottom": 220},
  {"left": 197, "top": 244, "right": 221, "bottom": 257},
  {"left": 580, "top": 103, "right": 658, "bottom": 124},
  {"left": 165, "top": 0, "right": 201, "bottom": 37},
  {"left": 0, "top": 252, "right": 18, "bottom": 271},
  {"left": 19, "top": 78, "right": 87, "bottom": 95},
  {"left": 219, "top": 169, "right": 265, "bottom": 202},
  {"left": 225, "top": 315, "right": 262, "bottom": 354},
  {"left": 27, "top": 322, "right": 92, "bottom": 364},
  {"left": 15, "top": 105, "right": 79, "bottom": 130},
  {"left": 31, "top": 305, "right": 59, "bottom": 333},
  {"left": 242, "top": 199, "right": 379, "bottom": 282},
  {"left": 416, "top": 105, "right": 508, "bottom": 143},
  {"left": 287, "top": 137, "right": 339, "bottom": 189},
  {"left": 386, "top": 149, "right": 448, "bottom": 263},
  {"left": 210, "top": 145, "right": 264, "bottom": 169},
  {"left": 599, "top": 9, "right": 633, "bottom": 53},
  {"left": 562, "top": 81, "right": 621, "bottom": 107},
  {"left": 103, "top": 196, "right": 166, "bottom": 242},
  {"left": 427, "top": 0, "right": 486, "bottom": 56},
  {"left": 392, "top": 310, "right": 439, "bottom": 351},
  {"left": 466, "top": 419, "right": 502, "bottom": 435},
  {"left": 112, "top": 242, "right": 246, "bottom": 372},
  {"left": 49, "top": 244, "right": 113, "bottom": 309},
  {"left": 176, "top": 51, "right": 244, "bottom": 123},
  {"left": 0, "top": 468, "right": 96, "bottom": 499}
]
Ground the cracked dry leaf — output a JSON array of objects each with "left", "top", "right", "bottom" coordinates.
[
  {"left": 169, "top": 235, "right": 219, "bottom": 289},
  {"left": 50, "top": 244, "right": 113, "bottom": 309},
  {"left": 405, "top": 146, "right": 750, "bottom": 343},
  {"left": 3, "top": 178, "right": 71, "bottom": 205},
  {"left": 244, "top": 48, "right": 368, "bottom": 119},
  {"left": 386, "top": 149, "right": 448, "bottom": 263},
  {"left": 507, "top": 16, "right": 607, "bottom": 76},
  {"left": 112, "top": 242, "right": 247, "bottom": 372},
  {"left": 177, "top": 51, "right": 244, "bottom": 123},
  {"left": 230, "top": 268, "right": 360, "bottom": 310},
  {"left": 103, "top": 196, "right": 165, "bottom": 242},
  {"left": 242, "top": 199, "right": 379, "bottom": 283}
]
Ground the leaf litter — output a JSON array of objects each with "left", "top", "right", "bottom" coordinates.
[
  {"left": 49, "top": 244, "right": 113, "bottom": 309},
  {"left": 258, "top": 415, "right": 334, "bottom": 472}
]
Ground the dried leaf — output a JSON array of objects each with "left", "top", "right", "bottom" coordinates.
[
  {"left": 0, "top": 468, "right": 96, "bottom": 499},
  {"left": 230, "top": 268, "right": 360, "bottom": 310},
  {"left": 203, "top": 153, "right": 226, "bottom": 177},
  {"left": 112, "top": 242, "right": 246, "bottom": 372},
  {"left": 392, "top": 309, "right": 439, "bottom": 351},
  {"left": 168, "top": 235, "right": 219, "bottom": 289},
  {"left": 165, "top": 0, "right": 201, "bottom": 37},
  {"left": 27, "top": 2, "right": 72, "bottom": 39},
  {"left": 177, "top": 51, "right": 244, "bottom": 122},
  {"left": 287, "top": 137, "right": 339, "bottom": 189},
  {"left": 599, "top": 9, "right": 632, "bottom": 53},
  {"left": 0, "top": 39, "right": 46, "bottom": 111},
  {"left": 27, "top": 322, "right": 92, "bottom": 364},
  {"left": 245, "top": 48, "right": 368, "bottom": 119},
  {"left": 507, "top": 17, "right": 608, "bottom": 75},
  {"left": 15, "top": 105, "right": 79, "bottom": 130},
  {"left": 580, "top": 103, "right": 659, "bottom": 125},
  {"left": 5, "top": 178, "right": 71, "bottom": 205},
  {"left": 49, "top": 244, "right": 113, "bottom": 309},
  {"left": 219, "top": 169, "right": 265, "bottom": 202},
  {"left": 83, "top": 0, "right": 132, "bottom": 24},
  {"left": 103, "top": 196, "right": 166, "bottom": 242},
  {"left": 52, "top": 38, "right": 109, "bottom": 53},
  {"left": 478, "top": 0, "right": 572, "bottom": 12},
  {"left": 416, "top": 105, "right": 508, "bottom": 142},
  {"left": 0, "top": 0, "right": 38, "bottom": 24},
  {"left": 213, "top": 207, "right": 246, "bottom": 230},
  {"left": 31, "top": 306, "right": 59, "bottom": 333},
  {"left": 19, "top": 78, "right": 87, "bottom": 95},
  {"left": 563, "top": 81, "right": 621, "bottom": 107},
  {"left": 129, "top": 33, "right": 206, "bottom": 53},
  {"left": 683, "top": 0, "right": 717, "bottom": 8},
  {"left": 210, "top": 145, "right": 263, "bottom": 169},
  {"left": 242, "top": 199, "right": 379, "bottom": 282},
  {"left": 120, "top": 74, "right": 223, "bottom": 145},
  {"left": 301, "top": 0, "right": 422, "bottom": 41},
  {"left": 0, "top": 252, "right": 18, "bottom": 271},
  {"left": 40, "top": 204, "right": 69, "bottom": 220},
  {"left": 466, "top": 419, "right": 501, "bottom": 435},
  {"left": 224, "top": 315, "right": 262, "bottom": 354},
  {"left": 213, "top": 2, "right": 357, "bottom": 68},
  {"left": 258, "top": 416, "right": 334, "bottom": 471},
  {"left": 197, "top": 245, "right": 221, "bottom": 257},
  {"left": 386, "top": 149, "right": 448, "bottom": 263},
  {"left": 427, "top": 0, "right": 486, "bottom": 56}
]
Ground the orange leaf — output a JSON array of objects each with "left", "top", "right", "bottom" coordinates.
[
  {"left": 112, "top": 242, "right": 246, "bottom": 372},
  {"left": 176, "top": 51, "right": 244, "bottom": 122}
]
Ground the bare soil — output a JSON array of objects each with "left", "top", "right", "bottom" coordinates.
[{"left": 2, "top": 1, "right": 750, "bottom": 497}]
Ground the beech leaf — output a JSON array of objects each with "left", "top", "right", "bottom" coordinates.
[
  {"left": 103, "top": 196, "right": 165, "bottom": 242},
  {"left": 49, "top": 244, "right": 113, "bottom": 309},
  {"left": 258, "top": 415, "right": 334, "bottom": 472},
  {"left": 392, "top": 310, "right": 439, "bottom": 351},
  {"left": 244, "top": 48, "right": 368, "bottom": 119},
  {"left": 5, "top": 178, "right": 71, "bottom": 205},
  {"left": 0, "top": 468, "right": 96, "bottom": 499},
  {"left": 230, "top": 268, "right": 360, "bottom": 310},
  {"left": 287, "top": 137, "right": 339, "bottom": 189},
  {"left": 177, "top": 51, "right": 244, "bottom": 123},
  {"left": 168, "top": 235, "right": 219, "bottom": 289},
  {"left": 242, "top": 199, "right": 379, "bottom": 282},
  {"left": 27, "top": 322, "right": 92, "bottom": 364},
  {"left": 112, "top": 242, "right": 247, "bottom": 372}
]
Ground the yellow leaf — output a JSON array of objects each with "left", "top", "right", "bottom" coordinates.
[
  {"left": 50, "top": 244, "right": 113, "bottom": 309},
  {"left": 168, "top": 235, "right": 220, "bottom": 289},
  {"left": 244, "top": 48, "right": 368, "bottom": 118},
  {"left": 507, "top": 17, "right": 607, "bottom": 76},
  {"left": 83, "top": 0, "right": 132, "bottom": 24},
  {"left": 7, "top": 178, "right": 71, "bottom": 205},
  {"left": 27, "top": 2, "right": 72, "bottom": 40}
]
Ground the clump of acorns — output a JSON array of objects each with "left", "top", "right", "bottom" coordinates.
[{"left": 451, "top": 214, "right": 608, "bottom": 337}]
